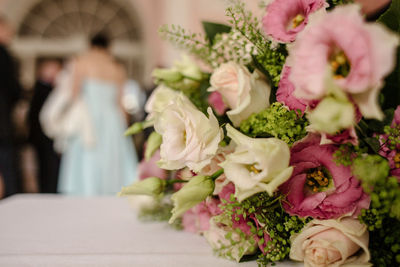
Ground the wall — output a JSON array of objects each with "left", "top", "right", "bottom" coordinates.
[{"left": 0, "top": 0, "right": 262, "bottom": 87}]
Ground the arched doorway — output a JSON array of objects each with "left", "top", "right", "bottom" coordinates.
[{"left": 11, "top": 0, "right": 144, "bottom": 88}]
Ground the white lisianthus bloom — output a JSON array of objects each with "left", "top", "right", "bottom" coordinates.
[
  {"left": 209, "top": 62, "right": 271, "bottom": 126},
  {"left": 290, "top": 218, "right": 370, "bottom": 267},
  {"left": 144, "top": 84, "right": 182, "bottom": 120},
  {"left": 220, "top": 124, "right": 293, "bottom": 202},
  {"left": 154, "top": 96, "right": 223, "bottom": 172}
]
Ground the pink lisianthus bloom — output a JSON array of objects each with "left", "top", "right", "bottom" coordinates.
[
  {"left": 378, "top": 106, "right": 400, "bottom": 181},
  {"left": 262, "top": 0, "right": 326, "bottom": 43},
  {"left": 182, "top": 198, "right": 221, "bottom": 234},
  {"left": 138, "top": 150, "right": 167, "bottom": 180},
  {"left": 280, "top": 134, "right": 370, "bottom": 219},
  {"left": 320, "top": 127, "right": 359, "bottom": 146},
  {"left": 276, "top": 66, "right": 309, "bottom": 113},
  {"left": 290, "top": 4, "right": 399, "bottom": 120},
  {"left": 208, "top": 91, "right": 227, "bottom": 115}
]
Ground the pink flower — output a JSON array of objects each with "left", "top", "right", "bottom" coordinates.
[
  {"left": 138, "top": 150, "right": 167, "bottom": 180},
  {"left": 208, "top": 91, "right": 227, "bottom": 115},
  {"left": 182, "top": 198, "right": 221, "bottom": 234},
  {"left": 280, "top": 134, "right": 370, "bottom": 219},
  {"left": 276, "top": 66, "right": 308, "bottom": 113},
  {"left": 262, "top": 0, "right": 326, "bottom": 43},
  {"left": 290, "top": 5, "right": 399, "bottom": 120},
  {"left": 320, "top": 127, "right": 359, "bottom": 146}
]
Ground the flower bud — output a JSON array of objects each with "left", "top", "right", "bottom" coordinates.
[
  {"left": 169, "top": 175, "right": 215, "bottom": 223},
  {"left": 308, "top": 97, "right": 355, "bottom": 135},
  {"left": 145, "top": 132, "right": 162, "bottom": 161},
  {"left": 152, "top": 68, "right": 183, "bottom": 82},
  {"left": 118, "top": 177, "right": 166, "bottom": 197}
]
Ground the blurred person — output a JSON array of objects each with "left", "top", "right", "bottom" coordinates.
[
  {"left": 56, "top": 33, "right": 138, "bottom": 195},
  {"left": 0, "top": 16, "right": 22, "bottom": 198},
  {"left": 28, "top": 60, "right": 62, "bottom": 193}
]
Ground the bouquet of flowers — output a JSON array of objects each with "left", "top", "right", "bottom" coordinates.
[{"left": 120, "top": 0, "right": 400, "bottom": 266}]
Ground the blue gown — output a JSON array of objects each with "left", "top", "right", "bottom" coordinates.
[{"left": 58, "top": 79, "right": 138, "bottom": 195}]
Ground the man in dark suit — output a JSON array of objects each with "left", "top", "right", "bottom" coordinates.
[
  {"left": 28, "top": 60, "right": 62, "bottom": 193},
  {"left": 0, "top": 16, "right": 22, "bottom": 198}
]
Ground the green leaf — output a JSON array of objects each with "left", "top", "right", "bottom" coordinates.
[
  {"left": 202, "top": 21, "right": 231, "bottom": 45},
  {"left": 378, "top": 1, "right": 400, "bottom": 110},
  {"left": 364, "top": 137, "right": 381, "bottom": 153}
]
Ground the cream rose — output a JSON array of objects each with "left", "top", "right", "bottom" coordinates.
[
  {"left": 209, "top": 62, "right": 271, "bottom": 126},
  {"left": 220, "top": 124, "right": 293, "bottom": 202},
  {"left": 290, "top": 218, "right": 371, "bottom": 267},
  {"left": 154, "top": 96, "right": 223, "bottom": 172}
]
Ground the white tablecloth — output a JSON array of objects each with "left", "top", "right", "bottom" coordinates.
[{"left": 0, "top": 194, "right": 301, "bottom": 267}]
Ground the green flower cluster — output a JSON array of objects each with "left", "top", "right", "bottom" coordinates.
[
  {"left": 333, "top": 144, "right": 368, "bottom": 166},
  {"left": 353, "top": 155, "right": 400, "bottom": 266},
  {"left": 220, "top": 192, "right": 309, "bottom": 266},
  {"left": 239, "top": 103, "right": 308, "bottom": 145},
  {"left": 382, "top": 124, "right": 400, "bottom": 150}
]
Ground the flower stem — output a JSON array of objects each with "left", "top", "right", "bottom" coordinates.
[{"left": 210, "top": 169, "right": 224, "bottom": 181}]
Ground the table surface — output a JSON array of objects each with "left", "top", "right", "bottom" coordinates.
[{"left": 0, "top": 194, "right": 301, "bottom": 267}]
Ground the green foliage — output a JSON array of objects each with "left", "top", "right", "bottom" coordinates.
[
  {"left": 220, "top": 192, "right": 309, "bottom": 266},
  {"left": 138, "top": 197, "right": 183, "bottom": 230},
  {"left": 239, "top": 102, "right": 308, "bottom": 146},
  {"left": 326, "top": 0, "right": 354, "bottom": 9},
  {"left": 183, "top": 79, "right": 211, "bottom": 114},
  {"left": 202, "top": 21, "right": 231, "bottom": 45},
  {"left": 359, "top": 175, "right": 400, "bottom": 266},
  {"left": 225, "top": 0, "right": 287, "bottom": 87},
  {"left": 158, "top": 24, "right": 214, "bottom": 66},
  {"left": 365, "top": 217, "right": 400, "bottom": 266},
  {"left": 378, "top": 0, "right": 400, "bottom": 111}
]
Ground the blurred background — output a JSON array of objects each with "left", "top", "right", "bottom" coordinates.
[
  {"left": 0, "top": 0, "right": 261, "bottom": 197},
  {"left": 0, "top": 0, "right": 390, "bottom": 197}
]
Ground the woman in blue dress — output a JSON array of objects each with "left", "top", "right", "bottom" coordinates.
[{"left": 58, "top": 34, "right": 138, "bottom": 196}]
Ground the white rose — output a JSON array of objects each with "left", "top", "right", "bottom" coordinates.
[
  {"left": 145, "top": 85, "right": 183, "bottom": 120},
  {"left": 220, "top": 124, "right": 293, "bottom": 202},
  {"left": 290, "top": 218, "right": 371, "bottom": 267},
  {"left": 203, "top": 215, "right": 257, "bottom": 262},
  {"left": 154, "top": 96, "right": 223, "bottom": 172},
  {"left": 209, "top": 62, "right": 271, "bottom": 126}
]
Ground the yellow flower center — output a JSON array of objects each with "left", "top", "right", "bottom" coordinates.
[
  {"left": 306, "top": 167, "right": 331, "bottom": 193},
  {"left": 394, "top": 153, "right": 400, "bottom": 169},
  {"left": 183, "top": 131, "right": 187, "bottom": 143},
  {"left": 330, "top": 50, "right": 351, "bottom": 79},
  {"left": 292, "top": 14, "right": 305, "bottom": 29},
  {"left": 246, "top": 164, "right": 262, "bottom": 174}
]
